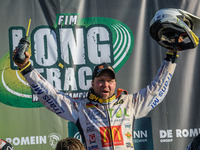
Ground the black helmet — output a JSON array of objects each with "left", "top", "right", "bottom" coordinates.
[{"left": 150, "top": 8, "right": 200, "bottom": 50}]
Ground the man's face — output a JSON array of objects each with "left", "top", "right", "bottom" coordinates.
[{"left": 92, "top": 71, "right": 116, "bottom": 99}]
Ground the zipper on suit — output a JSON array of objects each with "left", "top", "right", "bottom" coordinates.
[{"left": 105, "top": 104, "right": 115, "bottom": 150}]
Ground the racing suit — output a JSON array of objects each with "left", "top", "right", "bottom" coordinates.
[
  {"left": 185, "top": 134, "right": 200, "bottom": 150},
  {"left": 21, "top": 60, "right": 176, "bottom": 150}
]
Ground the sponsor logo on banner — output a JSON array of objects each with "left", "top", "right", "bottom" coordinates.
[
  {"left": 48, "top": 133, "right": 61, "bottom": 148},
  {"left": 0, "top": 13, "right": 134, "bottom": 108},
  {"left": 100, "top": 125, "right": 124, "bottom": 147},
  {"left": 159, "top": 128, "right": 200, "bottom": 143},
  {"left": 133, "top": 130, "right": 148, "bottom": 143},
  {"left": 4, "top": 133, "right": 61, "bottom": 148},
  {"left": 133, "top": 117, "right": 154, "bottom": 150}
]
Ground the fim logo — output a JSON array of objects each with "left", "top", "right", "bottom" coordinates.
[{"left": 48, "top": 133, "right": 61, "bottom": 148}]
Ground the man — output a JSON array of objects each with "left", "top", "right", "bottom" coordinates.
[{"left": 13, "top": 47, "right": 177, "bottom": 150}]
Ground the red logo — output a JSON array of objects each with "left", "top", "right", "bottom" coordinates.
[
  {"left": 89, "top": 134, "right": 96, "bottom": 144},
  {"left": 100, "top": 125, "right": 124, "bottom": 147}
]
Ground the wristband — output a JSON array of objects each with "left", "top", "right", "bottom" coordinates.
[
  {"left": 19, "top": 61, "right": 34, "bottom": 75},
  {"left": 165, "top": 52, "right": 179, "bottom": 63},
  {"left": 166, "top": 52, "right": 179, "bottom": 57}
]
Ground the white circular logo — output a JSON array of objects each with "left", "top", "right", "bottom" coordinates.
[{"left": 48, "top": 133, "right": 61, "bottom": 148}]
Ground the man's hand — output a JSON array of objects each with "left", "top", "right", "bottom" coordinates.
[
  {"left": 168, "top": 36, "right": 184, "bottom": 52},
  {"left": 12, "top": 47, "right": 30, "bottom": 69},
  {"left": 165, "top": 36, "right": 184, "bottom": 63},
  {"left": 167, "top": 36, "right": 184, "bottom": 54}
]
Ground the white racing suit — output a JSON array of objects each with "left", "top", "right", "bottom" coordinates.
[
  {"left": 22, "top": 60, "right": 176, "bottom": 150},
  {"left": 186, "top": 143, "right": 192, "bottom": 150}
]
